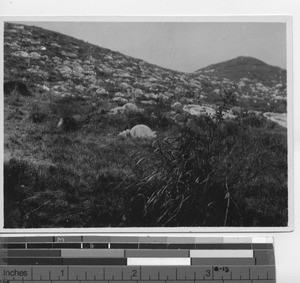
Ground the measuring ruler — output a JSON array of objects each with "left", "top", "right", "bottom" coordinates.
[{"left": 0, "top": 236, "right": 276, "bottom": 283}]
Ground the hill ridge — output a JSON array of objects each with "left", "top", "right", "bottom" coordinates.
[{"left": 197, "top": 55, "right": 286, "bottom": 71}]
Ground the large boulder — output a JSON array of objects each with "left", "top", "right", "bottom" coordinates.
[{"left": 118, "top": 124, "right": 156, "bottom": 139}]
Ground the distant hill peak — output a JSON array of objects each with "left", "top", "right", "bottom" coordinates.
[
  {"left": 195, "top": 56, "right": 286, "bottom": 85},
  {"left": 197, "top": 56, "right": 278, "bottom": 72}
]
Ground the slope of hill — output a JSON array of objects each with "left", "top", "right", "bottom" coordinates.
[
  {"left": 4, "top": 23, "right": 287, "bottom": 113},
  {"left": 3, "top": 22, "right": 288, "bottom": 228}
]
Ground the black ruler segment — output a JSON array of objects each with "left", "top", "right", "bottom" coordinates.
[
  {"left": 82, "top": 243, "right": 108, "bottom": 249},
  {"left": 62, "top": 258, "right": 127, "bottom": 265},
  {"left": 27, "top": 243, "right": 53, "bottom": 249},
  {"left": 139, "top": 243, "right": 168, "bottom": 249},
  {"left": 168, "top": 244, "right": 195, "bottom": 250},
  {"left": 1, "top": 243, "right": 26, "bottom": 249},
  {"left": 52, "top": 243, "right": 81, "bottom": 249},
  {"left": 6, "top": 257, "right": 64, "bottom": 265},
  {"left": 195, "top": 243, "right": 252, "bottom": 249},
  {"left": 110, "top": 243, "right": 139, "bottom": 249},
  {"left": 252, "top": 243, "right": 274, "bottom": 250}
]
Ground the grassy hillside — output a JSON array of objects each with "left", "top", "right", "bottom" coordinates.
[{"left": 3, "top": 22, "right": 288, "bottom": 228}]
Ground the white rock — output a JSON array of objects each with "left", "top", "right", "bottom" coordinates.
[
  {"left": 96, "top": 88, "right": 109, "bottom": 95},
  {"left": 29, "top": 52, "right": 41, "bottom": 59},
  {"left": 122, "top": 103, "right": 140, "bottom": 113},
  {"left": 140, "top": 100, "right": 157, "bottom": 105},
  {"left": 171, "top": 102, "right": 182, "bottom": 112},
  {"left": 118, "top": 124, "right": 156, "bottom": 139},
  {"left": 75, "top": 85, "right": 85, "bottom": 93},
  {"left": 109, "top": 107, "right": 124, "bottom": 115},
  {"left": 183, "top": 104, "right": 216, "bottom": 116},
  {"left": 113, "top": 97, "right": 128, "bottom": 104},
  {"left": 12, "top": 51, "right": 30, "bottom": 58}
]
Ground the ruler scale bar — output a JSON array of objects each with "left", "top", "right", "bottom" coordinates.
[
  {"left": 0, "top": 265, "right": 276, "bottom": 280},
  {"left": 0, "top": 236, "right": 276, "bottom": 283}
]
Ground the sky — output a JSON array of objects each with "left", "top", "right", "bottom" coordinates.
[{"left": 17, "top": 21, "right": 286, "bottom": 73}]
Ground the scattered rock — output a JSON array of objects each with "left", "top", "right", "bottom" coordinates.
[
  {"left": 122, "top": 103, "right": 140, "bottom": 114},
  {"left": 96, "top": 88, "right": 109, "bottom": 95},
  {"left": 75, "top": 85, "right": 85, "bottom": 93},
  {"left": 174, "top": 113, "right": 187, "bottom": 124},
  {"left": 171, "top": 102, "right": 182, "bottom": 112},
  {"left": 58, "top": 66, "right": 72, "bottom": 76},
  {"left": 12, "top": 51, "right": 30, "bottom": 58},
  {"left": 183, "top": 104, "right": 215, "bottom": 117},
  {"left": 109, "top": 107, "right": 124, "bottom": 115},
  {"left": 29, "top": 52, "right": 41, "bottom": 59},
  {"left": 134, "top": 88, "right": 144, "bottom": 98},
  {"left": 140, "top": 100, "right": 157, "bottom": 105},
  {"left": 113, "top": 97, "right": 128, "bottom": 104},
  {"left": 263, "top": 112, "right": 287, "bottom": 128}
]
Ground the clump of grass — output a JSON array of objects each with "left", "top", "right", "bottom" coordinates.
[
  {"left": 120, "top": 92, "right": 288, "bottom": 227},
  {"left": 29, "top": 103, "right": 48, "bottom": 123}
]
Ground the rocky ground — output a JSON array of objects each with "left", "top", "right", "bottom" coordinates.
[
  {"left": 3, "top": 22, "right": 288, "bottom": 228},
  {"left": 4, "top": 22, "right": 287, "bottom": 117}
]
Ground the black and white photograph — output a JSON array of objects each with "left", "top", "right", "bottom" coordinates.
[{"left": 2, "top": 18, "right": 291, "bottom": 229}]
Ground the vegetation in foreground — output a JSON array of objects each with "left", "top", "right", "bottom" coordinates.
[{"left": 4, "top": 90, "right": 288, "bottom": 228}]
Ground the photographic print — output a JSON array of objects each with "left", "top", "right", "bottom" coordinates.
[{"left": 2, "top": 18, "right": 291, "bottom": 229}]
